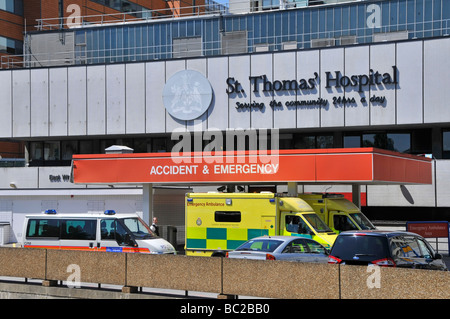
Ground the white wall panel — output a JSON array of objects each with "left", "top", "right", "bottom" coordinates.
[
  {"left": 424, "top": 38, "right": 450, "bottom": 123},
  {"left": 369, "top": 43, "right": 396, "bottom": 126},
  {"left": 396, "top": 41, "right": 423, "bottom": 124},
  {"left": 12, "top": 70, "right": 30, "bottom": 137},
  {"left": 126, "top": 63, "right": 145, "bottom": 134},
  {"left": 367, "top": 184, "right": 435, "bottom": 207},
  {"left": 0, "top": 71, "right": 12, "bottom": 138},
  {"left": 206, "top": 57, "right": 229, "bottom": 130},
  {"left": 146, "top": 61, "right": 166, "bottom": 133},
  {"left": 273, "top": 52, "right": 296, "bottom": 129},
  {"left": 250, "top": 54, "right": 273, "bottom": 129},
  {"left": 30, "top": 69, "right": 49, "bottom": 137},
  {"left": 68, "top": 66, "right": 87, "bottom": 136},
  {"left": 187, "top": 59, "right": 207, "bottom": 132},
  {"left": 87, "top": 65, "right": 106, "bottom": 135},
  {"left": 321, "top": 48, "right": 344, "bottom": 127},
  {"left": 296, "top": 50, "right": 320, "bottom": 128},
  {"left": 106, "top": 64, "right": 126, "bottom": 134},
  {"left": 165, "top": 60, "right": 186, "bottom": 132},
  {"left": 436, "top": 160, "right": 450, "bottom": 207},
  {"left": 49, "top": 68, "right": 68, "bottom": 136},
  {"left": 0, "top": 167, "right": 38, "bottom": 189},
  {"left": 344, "top": 46, "right": 369, "bottom": 127},
  {"left": 229, "top": 55, "right": 251, "bottom": 130}
]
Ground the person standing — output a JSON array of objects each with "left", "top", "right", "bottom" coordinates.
[{"left": 150, "top": 217, "right": 160, "bottom": 236}]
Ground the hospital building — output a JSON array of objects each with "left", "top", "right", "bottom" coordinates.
[{"left": 0, "top": 0, "right": 449, "bottom": 245}]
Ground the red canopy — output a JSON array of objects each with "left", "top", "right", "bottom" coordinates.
[{"left": 71, "top": 148, "right": 432, "bottom": 185}]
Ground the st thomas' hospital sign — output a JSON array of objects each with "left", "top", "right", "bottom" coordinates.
[
  {"left": 162, "top": 67, "right": 398, "bottom": 121},
  {"left": 226, "top": 66, "right": 399, "bottom": 110}
]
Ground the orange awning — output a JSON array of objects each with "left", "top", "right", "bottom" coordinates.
[{"left": 71, "top": 148, "right": 432, "bottom": 185}]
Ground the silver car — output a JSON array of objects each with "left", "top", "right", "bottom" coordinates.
[{"left": 226, "top": 236, "right": 329, "bottom": 263}]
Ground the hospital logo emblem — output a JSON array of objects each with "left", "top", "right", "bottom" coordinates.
[{"left": 162, "top": 70, "right": 213, "bottom": 121}]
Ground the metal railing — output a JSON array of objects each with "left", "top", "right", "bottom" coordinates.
[
  {"left": 32, "top": 0, "right": 341, "bottom": 31},
  {"left": 2, "top": 18, "right": 448, "bottom": 69},
  {"left": 35, "top": 3, "right": 229, "bottom": 31},
  {"left": 2, "top": 0, "right": 449, "bottom": 69}
]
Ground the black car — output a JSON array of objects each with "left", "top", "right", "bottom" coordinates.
[{"left": 328, "top": 230, "right": 448, "bottom": 271}]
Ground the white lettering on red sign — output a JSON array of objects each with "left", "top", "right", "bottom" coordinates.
[{"left": 149, "top": 163, "right": 279, "bottom": 176}]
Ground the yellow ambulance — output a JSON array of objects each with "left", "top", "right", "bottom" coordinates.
[
  {"left": 185, "top": 192, "right": 337, "bottom": 257},
  {"left": 298, "top": 193, "right": 376, "bottom": 233}
]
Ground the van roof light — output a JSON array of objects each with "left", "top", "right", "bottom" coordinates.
[
  {"left": 45, "top": 209, "right": 57, "bottom": 214},
  {"left": 104, "top": 210, "right": 116, "bottom": 215}
]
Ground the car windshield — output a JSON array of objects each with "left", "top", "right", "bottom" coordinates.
[
  {"left": 303, "top": 214, "right": 333, "bottom": 233},
  {"left": 349, "top": 213, "right": 376, "bottom": 230},
  {"left": 236, "top": 239, "right": 283, "bottom": 253},
  {"left": 121, "top": 217, "right": 156, "bottom": 239},
  {"left": 331, "top": 235, "right": 389, "bottom": 261}
]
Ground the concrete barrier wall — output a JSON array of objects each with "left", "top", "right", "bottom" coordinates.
[
  {"left": 340, "top": 265, "right": 450, "bottom": 299},
  {"left": 0, "top": 247, "right": 46, "bottom": 279},
  {"left": 222, "top": 258, "right": 340, "bottom": 299},
  {"left": 126, "top": 254, "right": 222, "bottom": 293},
  {"left": 1, "top": 247, "right": 450, "bottom": 299},
  {"left": 46, "top": 250, "right": 126, "bottom": 286}
]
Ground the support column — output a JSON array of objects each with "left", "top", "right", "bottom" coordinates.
[
  {"left": 352, "top": 184, "right": 361, "bottom": 209},
  {"left": 287, "top": 182, "right": 298, "bottom": 196},
  {"left": 142, "top": 184, "right": 153, "bottom": 225}
]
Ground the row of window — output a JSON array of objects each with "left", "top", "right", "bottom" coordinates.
[
  {"left": 72, "top": 0, "right": 450, "bottom": 64},
  {"left": 26, "top": 218, "right": 147, "bottom": 246},
  {"left": 26, "top": 129, "right": 450, "bottom": 166}
]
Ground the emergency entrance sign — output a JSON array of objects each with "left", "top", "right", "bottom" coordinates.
[
  {"left": 72, "top": 148, "right": 432, "bottom": 185},
  {"left": 406, "top": 221, "right": 449, "bottom": 238}
]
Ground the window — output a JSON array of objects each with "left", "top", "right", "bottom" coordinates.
[
  {"left": 333, "top": 214, "right": 357, "bottom": 232},
  {"left": 294, "top": 134, "right": 333, "bottom": 149},
  {"left": 61, "top": 219, "right": 96, "bottom": 240},
  {"left": 44, "top": 142, "right": 60, "bottom": 161},
  {"left": 215, "top": 211, "right": 241, "bottom": 223},
  {"left": 344, "top": 135, "right": 361, "bottom": 148},
  {"left": 285, "top": 215, "right": 311, "bottom": 235},
  {"left": 101, "top": 219, "right": 116, "bottom": 240},
  {"left": 115, "top": 220, "right": 132, "bottom": 246},
  {"left": 443, "top": 131, "right": 450, "bottom": 158},
  {"left": 30, "top": 142, "right": 44, "bottom": 161},
  {"left": 304, "top": 239, "right": 328, "bottom": 254},
  {"left": 101, "top": 218, "right": 133, "bottom": 246},
  {"left": 390, "top": 236, "right": 422, "bottom": 258},
  {"left": 282, "top": 238, "right": 308, "bottom": 254},
  {"left": 417, "top": 238, "right": 433, "bottom": 259},
  {"left": 303, "top": 213, "right": 332, "bottom": 232},
  {"left": 122, "top": 217, "right": 156, "bottom": 238},
  {"left": 62, "top": 141, "right": 78, "bottom": 161},
  {"left": 80, "top": 140, "right": 93, "bottom": 154},
  {"left": 26, "top": 219, "right": 60, "bottom": 238},
  {"left": 0, "top": 0, "right": 23, "bottom": 16},
  {"left": 236, "top": 239, "right": 283, "bottom": 252},
  {"left": 363, "top": 133, "right": 411, "bottom": 153}
]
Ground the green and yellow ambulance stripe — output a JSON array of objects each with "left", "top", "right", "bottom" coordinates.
[{"left": 186, "top": 227, "right": 269, "bottom": 251}]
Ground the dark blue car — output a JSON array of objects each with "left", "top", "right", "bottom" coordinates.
[{"left": 328, "top": 230, "right": 448, "bottom": 271}]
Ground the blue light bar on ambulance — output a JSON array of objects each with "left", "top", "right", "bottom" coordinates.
[
  {"left": 104, "top": 210, "right": 116, "bottom": 215},
  {"left": 187, "top": 198, "right": 193, "bottom": 202},
  {"left": 45, "top": 209, "right": 57, "bottom": 214}
]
